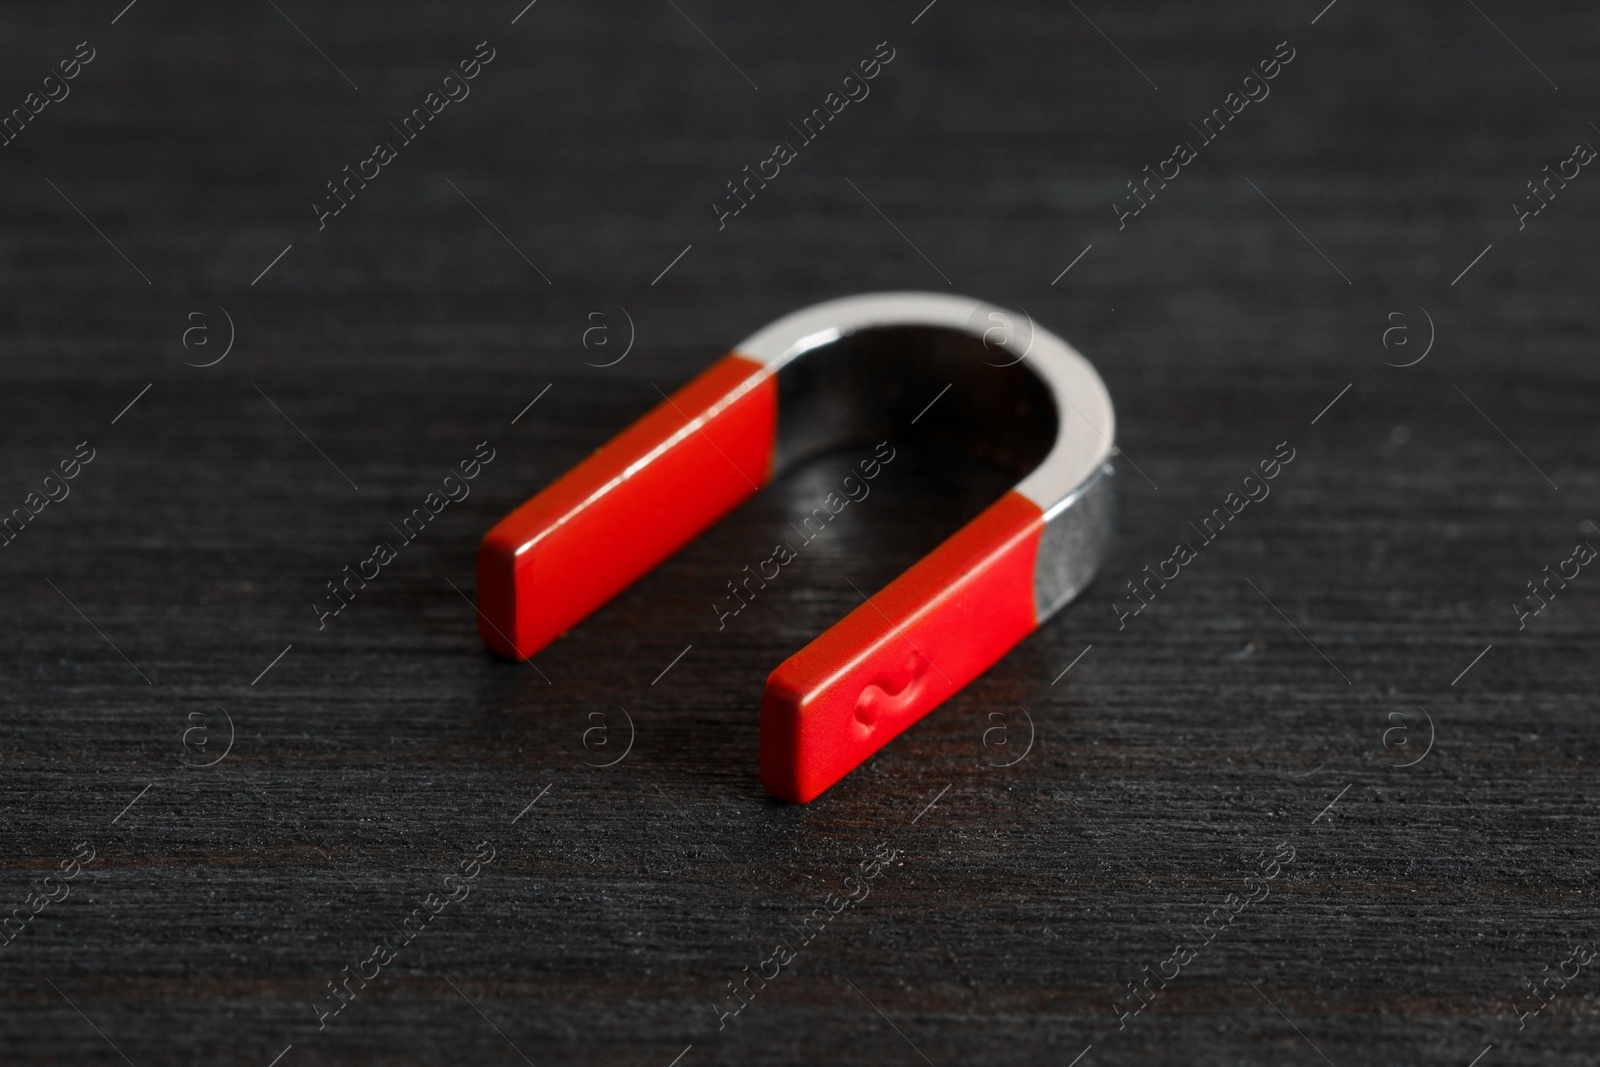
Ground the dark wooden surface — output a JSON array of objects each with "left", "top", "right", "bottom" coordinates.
[{"left": 2, "top": 1, "right": 1598, "bottom": 1064}]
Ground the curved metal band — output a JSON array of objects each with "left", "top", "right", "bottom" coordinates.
[{"left": 736, "top": 291, "right": 1117, "bottom": 625}]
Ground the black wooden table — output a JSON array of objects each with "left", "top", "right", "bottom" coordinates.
[{"left": 2, "top": 2, "right": 1597, "bottom": 1064}]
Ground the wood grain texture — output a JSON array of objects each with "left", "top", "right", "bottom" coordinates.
[{"left": 1, "top": 1, "right": 1597, "bottom": 1064}]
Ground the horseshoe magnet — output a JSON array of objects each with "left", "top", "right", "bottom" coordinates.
[{"left": 478, "top": 292, "right": 1116, "bottom": 802}]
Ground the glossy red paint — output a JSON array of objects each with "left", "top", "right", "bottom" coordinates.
[
  {"left": 476, "top": 354, "right": 775, "bottom": 660},
  {"left": 758, "top": 490, "right": 1044, "bottom": 802},
  {"left": 479, "top": 347, "right": 1054, "bottom": 804}
]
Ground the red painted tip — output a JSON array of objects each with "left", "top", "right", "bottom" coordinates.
[
  {"left": 477, "top": 355, "right": 776, "bottom": 660},
  {"left": 759, "top": 491, "right": 1044, "bottom": 802}
]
